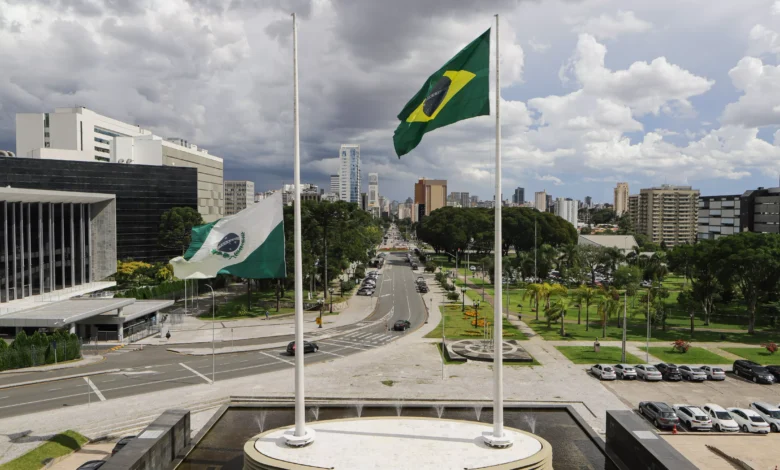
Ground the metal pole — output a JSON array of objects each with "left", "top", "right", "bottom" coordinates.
[
  {"left": 647, "top": 290, "right": 650, "bottom": 363},
  {"left": 19, "top": 203, "right": 24, "bottom": 299},
  {"left": 622, "top": 292, "right": 627, "bottom": 363},
  {"left": 204, "top": 284, "right": 215, "bottom": 383},
  {"left": 4, "top": 202, "right": 8, "bottom": 302},
  {"left": 488, "top": 14, "right": 508, "bottom": 446},
  {"left": 290, "top": 12, "right": 309, "bottom": 444},
  {"left": 12, "top": 203, "right": 16, "bottom": 300}
]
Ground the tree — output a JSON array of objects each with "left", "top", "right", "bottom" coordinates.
[
  {"left": 597, "top": 293, "right": 620, "bottom": 338},
  {"left": 523, "top": 283, "right": 542, "bottom": 320},
  {"left": 677, "top": 290, "right": 698, "bottom": 337},
  {"left": 545, "top": 297, "right": 569, "bottom": 336},
  {"left": 578, "top": 245, "right": 606, "bottom": 285},
  {"left": 612, "top": 265, "right": 642, "bottom": 309},
  {"left": 616, "top": 214, "right": 634, "bottom": 235},
  {"left": 687, "top": 241, "right": 720, "bottom": 325},
  {"left": 575, "top": 285, "right": 602, "bottom": 330},
  {"left": 159, "top": 207, "right": 205, "bottom": 255},
  {"left": 667, "top": 244, "right": 694, "bottom": 287},
  {"left": 716, "top": 233, "right": 780, "bottom": 334}
]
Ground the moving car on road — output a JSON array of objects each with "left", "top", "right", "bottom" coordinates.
[
  {"left": 613, "top": 364, "right": 637, "bottom": 380},
  {"left": 700, "top": 365, "right": 726, "bottom": 381},
  {"left": 749, "top": 402, "right": 780, "bottom": 432},
  {"left": 656, "top": 363, "right": 682, "bottom": 381},
  {"left": 590, "top": 364, "right": 616, "bottom": 380},
  {"left": 112, "top": 436, "right": 135, "bottom": 455},
  {"left": 393, "top": 320, "right": 411, "bottom": 331},
  {"left": 702, "top": 404, "right": 739, "bottom": 432},
  {"left": 679, "top": 365, "right": 707, "bottom": 381},
  {"left": 634, "top": 364, "right": 663, "bottom": 381},
  {"left": 673, "top": 404, "right": 712, "bottom": 431},
  {"left": 728, "top": 408, "right": 770, "bottom": 434},
  {"left": 638, "top": 401, "right": 679, "bottom": 430},
  {"left": 733, "top": 360, "right": 776, "bottom": 384},
  {"left": 286, "top": 341, "right": 318, "bottom": 355}
]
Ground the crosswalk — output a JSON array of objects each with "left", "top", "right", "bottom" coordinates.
[{"left": 338, "top": 330, "right": 400, "bottom": 345}]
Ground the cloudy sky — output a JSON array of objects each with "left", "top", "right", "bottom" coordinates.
[{"left": 3, "top": 0, "right": 780, "bottom": 203}]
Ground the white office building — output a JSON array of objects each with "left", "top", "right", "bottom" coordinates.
[
  {"left": 535, "top": 191, "right": 547, "bottom": 212},
  {"left": 329, "top": 174, "right": 340, "bottom": 198},
  {"left": 339, "top": 144, "right": 360, "bottom": 204},
  {"left": 15, "top": 107, "right": 224, "bottom": 222},
  {"left": 224, "top": 181, "right": 254, "bottom": 216},
  {"left": 555, "top": 197, "right": 579, "bottom": 226}
]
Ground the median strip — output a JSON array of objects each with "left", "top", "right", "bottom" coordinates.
[{"left": 0, "top": 368, "right": 120, "bottom": 390}]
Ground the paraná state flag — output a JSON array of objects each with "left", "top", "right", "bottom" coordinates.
[
  {"left": 393, "top": 28, "right": 490, "bottom": 157},
  {"left": 170, "top": 191, "right": 286, "bottom": 279}
]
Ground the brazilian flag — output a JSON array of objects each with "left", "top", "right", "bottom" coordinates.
[{"left": 393, "top": 29, "right": 490, "bottom": 157}]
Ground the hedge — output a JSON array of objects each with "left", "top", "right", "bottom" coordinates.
[
  {"left": 115, "top": 280, "right": 185, "bottom": 300},
  {"left": 0, "top": 330, "right": 81, "bottom": 371}
]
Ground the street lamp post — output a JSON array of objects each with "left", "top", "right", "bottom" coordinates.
[
  {"left": 318, "top": 299, "right": 324, "bottom": 328},
  {"left": 329, "top": 287, "right": 334, "bottom": 313},
  {"left": 473, "top": 299, "right": 480, "bottom": 329},
  {"left": 203, "top": 284, "right": 216, "bottom": 384},
  {"left": 461, "top": 287, "right": 467, "bottom": 311}
]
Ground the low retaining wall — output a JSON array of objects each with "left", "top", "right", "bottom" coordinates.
[
  {"left": 100, "top": 409, "right": 190, "bottom": 470},
  {"left": 605, "top": 410, "right": 697, "bottom": 470}
]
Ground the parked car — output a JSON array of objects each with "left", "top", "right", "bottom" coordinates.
[
  {"left": 416, "top": 276, "right": 425, "bottom": 284},
  {"left": 638, "top": 401, "right": 679, "bottom": 429},
  {"left": 357, "top": 288, "right": 374, "bottom": 296},
  {"left": 417, "top": 286, "right": 429, "bottom": 293},
  {"left": 702, "top": 404, "right": 739, "bottom": 432},
  {"left": 411, "top": 263, "right": 419, "bottom": 270},
  {"left": 679, "top": 365, "right": 707, "bottom": 381},
  {"left": 286, "top": 341, "right": 318, "bottom": 355},
  {"left": 656, "top": 363, "right": 682, "bottom": 381},
  {"left": 393, "top": 320, "right": 411, "bottom": 331},
  {"left": 77, "top": 462, "right": 106, "bottom": 470},
  {"left": 634, "top": 364, "right": 663, "bottom": 381},
  {"left": 733, "top": 360, "right": 776, "bottom": 384},
  {"left": 613, "top": 364, "right": 637, "bottom": 380},
  {"left": 362, "top": 280, "right": 377, "bottom": 287},
  {"left": 640, "top": 280, "right": 652, "bottom": 288},
  {"left": 112, "top": 436, "right": 135, "bottom": 455},
  {"left": 590, "top": 364, "right": 617, "bottom": 380},
  {"left": 673, "top": 404, "right": 712, "bottom": 431},
  {"left": 728, "top": 408, "right": 770, "bottom": 434},
  {"left": 765, "top": 365, "right": 780, "bottom": 382},
  {"left": 700, "top": 365, "right": 726, "bottom": 381},
  {"left": 749, "top": 402, "right": 780, "bottom": 432}
]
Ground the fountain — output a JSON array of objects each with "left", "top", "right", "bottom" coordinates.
[
  {"left": 394, "top": 402, "right": 403, "bottom": 417},
  {"left": 309, "top": 406, "right": 319, "bottom": 422},
  {"left": 474, "top": 405, "right": 483, "bottom": 422},
  {"left": 524, "top": 414, "right": 537, "bottom": 434},
  {"left": 434, "top": 405, "right": 445, "bottom": 419},
  {"left": 254, "top": 410, "right": 267, "bottom": 433},
  {"left": 355, "top": 402, "right": 364, "bottom": 418}
]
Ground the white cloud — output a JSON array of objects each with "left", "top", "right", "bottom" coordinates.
[
  {"left": 773, "top": 1, "right": 780, "bottom": 15},
  {"left": 528, "top": 37, "right": 550, "bottom": 53},
  {"left": 721, "top": 56, "right": 780, "bottom": 127},
  {"left": 572, "top": 11, "right": 652, "bottom": 40},
  {"left": 747, "top": 24, "right": 780, "bottom": 58},
  {"left": 535, "top": 174, "right": 563, "bottom": 185}
]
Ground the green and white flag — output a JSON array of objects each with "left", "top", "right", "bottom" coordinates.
[{"left": 170, "top": 192, "right": 286, "bottom": 280}]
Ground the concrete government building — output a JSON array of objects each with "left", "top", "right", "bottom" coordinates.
[{"left": 16, "top": 107, "right": 223, "bottom": 222}]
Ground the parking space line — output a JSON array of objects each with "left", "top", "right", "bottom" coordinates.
[
  {"left": 84, "top": 377, "right": 106, "bottom": 401},
  {"left": 259, "top": 351, "right": 295, "bottom": 365},
  {"left": 179, "top": 363, "right": 213, "bottom": 384}
]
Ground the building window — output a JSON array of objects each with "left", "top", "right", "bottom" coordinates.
[
  {"left": 94, "top": 146, "right": 110, "bottom": 154},
  {"left": 95, "top": 137, "right": 111, "bottom": 145},
  {"left": 95, "top": 127, "right": 121, "bottom": 138},
  {"left": 44, "top": 142, "right": 50, "bottom": 148},
  {"left": 94, "top": 156, "right": 110, "bottom": 162}
]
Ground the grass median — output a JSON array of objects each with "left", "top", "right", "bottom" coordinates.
[
  {"left": 640, "top": 346, "right": 731, "bottom": 364},
  {"left": 556, "top": 346, "right": 642, "bottom": 364},
  {"left": 0, "top": 430, "right": 88, "bottom": 470},
  {"left": 425, "top": 304, "right": 524, "bottom": 340},
  {"left": 721, "top": 347, "right": 780, "bottom": 365}
]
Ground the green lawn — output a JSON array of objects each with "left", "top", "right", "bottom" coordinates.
[
  {"left": 0, "top": 431, "right": 88, "bottom": 470},
  {"left": 721, "top": 347, "right": 780, "bottom": 365},
  {"left": 425, "top": 305, "right": 524, "bottom": 340},
  {"left": 556, "top": 346, "right": 642, "bottom": 364},
  {"left": 641, "top": 346, "right": 731, "bottom": 364}
]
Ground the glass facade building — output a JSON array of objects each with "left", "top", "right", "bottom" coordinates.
[{"left": 0, "top": 157, "right": 197, "bottom": 262}]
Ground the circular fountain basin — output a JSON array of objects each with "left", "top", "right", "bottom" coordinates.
[{"left": 244, "top": 416, "right": 552, "bottom": 469}]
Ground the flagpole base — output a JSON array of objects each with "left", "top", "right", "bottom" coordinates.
[
  {"left": 282, "top": 428, "right": 315, "bottom": 447},
  {"left": 482, "top": 431, "right": 514, "bottom": 449}
]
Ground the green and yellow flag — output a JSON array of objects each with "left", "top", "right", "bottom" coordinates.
[{"left": 393, "top": 28, "right": 490, "bottom": 157}]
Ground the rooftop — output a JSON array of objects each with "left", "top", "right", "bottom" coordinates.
[{"left": 0, "top": 187, "right": 115, "bottom": 204}]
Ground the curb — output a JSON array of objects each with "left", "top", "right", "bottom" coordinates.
[{"left": 0, "top": 368, "right": 121, "bottom": 390}]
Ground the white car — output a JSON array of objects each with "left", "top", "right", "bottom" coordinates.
[
  {"left": 673, "top": 404, "right": 712, "bottom": 431},
  {"left": 613, "top": 364, "right": 637, "bottom": 380},
  {"left": 728, "top": 408, "right": 770, "bottom": 434},
  {"left": 678, "top": 365, "right": 707, "bottom": 381},
  {"left": 700, "top": 366, "right": 726, "bottom": 381},
  {"left": 749, "top": 402, "right": 780, "bottom": 432},
  {"left": 701, "top": 404, "right": 739, "bottom": 432},
  {"left": 590, "top": 364, "right": 617, "bottom": 380},
  {"left": 634, "top": 364, "right": 663, "bottom": 381}
]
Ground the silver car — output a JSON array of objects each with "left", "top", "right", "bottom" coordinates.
[
  {"left": 614, "top": 364, "right": 637, "bottom": 380},
  {"left": 679, "top": 365, "right": 707, "bottom": 381},
  {"left": 700, "top": 366, "right": 726, "bottom": 381},
  {"left": 590, "top": 364, "right": 617, "bottom": 380},
  {"left": 634, "top": 364, "right": 663, "bottom": 381}
]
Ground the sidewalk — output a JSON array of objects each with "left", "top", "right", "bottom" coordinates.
[{"left": 0, "top": 354, "right": 105, "bottom": 377}]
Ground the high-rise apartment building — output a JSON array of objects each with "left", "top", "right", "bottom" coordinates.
[
  {"left": 555, "top": 198, "right": 579, "bottom": 226},
  {"left": 224, "top": 181, "right": 255, "bottom": 216},
  {"left": 470, "top": 195, "right": 478, "bottom": 207},
  {"left": 460, "top": 192, "right": 470, "bottom": 208},
  {"left": 534, "top": 191, "right": 547, "bottom": 212},
  {"left": 628, "top": 194, "right": 639, "bottom": 229},
  {"left": 281, "top": 184, "right": 319, "bottom": 206},
  {"left": 360, "top": 192, "right": 368, "bottom": 211},
  {"left": 414, "top": 178, "right": 447, "bottom": 217},
  {"left": 697, "top": 187, "right": 780, "bottom": 240},
  {"left": 16, "top": 107, "right": 224, "bottom": 222},
  {"left": 630, "top": 185, "right": 699, "bottom": 247},
  {"left": 614, "top": 182, "right": 629, "bottom": 216},
  {"left": 339, "top": 144, "right": 360, "bottom": 203},
  {"left": 585, "top": 196, "right": 592, "bottom": 208},
  {"left": 329, "top": 174, "right": 340, "bottom": 198},
  {"left": 513, "top": 187, "right": 525, "bottom": 205},
  {"left": 368, "top": 173, "right": 379, "bottom": 217},
  {"left": 448, "top": 192, "right": 461, "bottom": 203}
]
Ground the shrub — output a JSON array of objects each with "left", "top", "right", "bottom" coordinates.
[
  {"left": 672, "top": 339, "right": 691, "bottom": 353},
  {"left": 424, "top": 262, "right": 437, "bottom": 273},
  {"left": 446, "top": 291, "right": 460, "bottom": 302},
  {"left": 763, "top": 342, "right": 778, "bottom": 354}
]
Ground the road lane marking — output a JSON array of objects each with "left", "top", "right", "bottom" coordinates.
[
  {"left": 102, "top": 379, "right": 116, "bottom": 383},
  {"left": 320, "top": 340, "right": 376, "bottom": 351},
  {"left": 179, "top": 363, "right": 213, "bottom": 384},
  {"left": 84, "top": 377, "right": 106, "bottom": 401},
  {"left": 0, "top": 396, "right": 8, "bottom": 400},
  {"left": 259, "top": 351, "right": 294, "bottom": 365},
  {"left": 318, "top": 350, "right": 345, "bottom": 358},
  {"left": 48, "top": 387, "right": 62, "bottom": 391}
]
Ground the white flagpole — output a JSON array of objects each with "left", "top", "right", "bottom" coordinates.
[
  {"left": 285, "top": 12, "right": 314, "bottom": 447},
  {"left": 485, "top": 14, "right": 512, "bottom": 449}
]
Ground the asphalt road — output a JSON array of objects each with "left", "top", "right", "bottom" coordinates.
[{"left": 0, "top": 253, "right": 428, "bottom": 419}]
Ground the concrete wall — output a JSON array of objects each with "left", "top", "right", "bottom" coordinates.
[
  {"left": 605, "top": 410, "right": 698, "bottom": 470},
  {"left": 90, "top": 199, "right": 117, "bottom": 281},
  {"left": 162, "top": 142, "right": 223, "bottom": 222},
  {"left": 101, "top": 409, "right": 190, "bottom": 470},
  {"left": 15, "top": 113, "right": 44, "bottom": 157}
]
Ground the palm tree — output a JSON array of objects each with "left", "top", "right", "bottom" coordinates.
[
  {"left": 557, "top": 243, "right": 580, "bottom": 279},
  {"left": 523, "top": 283, "right": 542, "bottom": 320},
  {"left": 542, "top": 284, "right": 568, "bottom": 328},
  {"left": 545, "top": 297, "right": 569, "bottom": 336},
  {"left": 575, "top": 285, "right": 602, "bottom": 330},
  {"left": 597, "top": 295, "right": 620, "bottom": 338}
]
